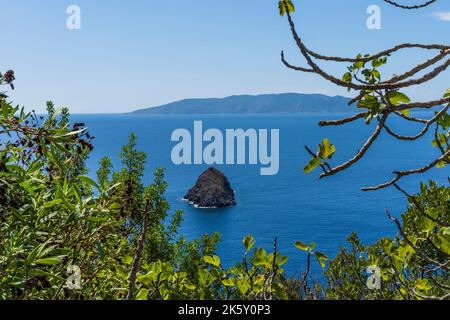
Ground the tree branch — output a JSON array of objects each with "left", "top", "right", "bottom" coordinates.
[
  {"left": 320, "top": 112, "right": 389, "bottom": 178},
  {"left": 126, "top": 201, "right": 150, "bottom": 301},
  {"left": 363, "top": 150, "right": 450, "bottom": 191}
]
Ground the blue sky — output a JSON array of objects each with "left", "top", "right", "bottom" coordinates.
[{"left": 1, "top": 0, "right": 449, "bottom": 113}]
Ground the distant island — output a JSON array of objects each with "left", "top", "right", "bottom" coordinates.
[{"left": 131, "top": 93, "right": 352, "bottom": 115}]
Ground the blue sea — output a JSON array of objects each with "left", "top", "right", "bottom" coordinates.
[{"left": 71, "top": 113, "right": 447, "bottom": 278}]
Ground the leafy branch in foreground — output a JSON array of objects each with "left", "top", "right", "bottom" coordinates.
[
  {"left": 279, "top": 0, "right": 450, "bottom": 191},
  {"left": 327, "top": 182, "right": 449, "bottom": 300}
]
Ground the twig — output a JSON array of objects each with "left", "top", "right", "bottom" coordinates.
[
  {"left": 319, "top": 112, "right": 368, "bottom": 127},
  {"left": 126, "top": 201, "right": 150, "bottom": 300},
  {"left": 363, "top": 149, "right": 450, "bottom": 191},
  {"left": 384, "top": 104, "right": 450, "bottom": 141},
  {"left": 320, "top": 112, "right": 389, "bottom": 178},
  {"left": 383, "top": 0, "right": 437, "bottom": 10}
]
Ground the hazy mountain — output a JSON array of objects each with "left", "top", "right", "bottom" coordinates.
[{"left": 131, "top": 93, "right": 352, "bottom": 114}]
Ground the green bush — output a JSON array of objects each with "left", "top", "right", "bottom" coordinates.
[{"left": 327, "top": 182, "right": 449, "bottom": 300}]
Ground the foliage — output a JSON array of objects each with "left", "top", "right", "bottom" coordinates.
[
  {"left": 278, "top": 0, "right": 449, "bottom": 189},
  {"left": 278, "top": 0, "right": 295, "bottom": 16},
  {"left": 0, "top": 73, "right": 219, "bottom": 299},
  {"left": 326, "top": 182, "right": 449, "bottom": 300}
]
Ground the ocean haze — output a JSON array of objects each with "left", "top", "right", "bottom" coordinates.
[{"left": 132, "top": 93, "right": 352, "bottom": 115}]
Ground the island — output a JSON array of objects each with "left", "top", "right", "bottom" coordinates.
[
  {"left": 131, "top": 93, "right": 351, "bottom": 114},
  {"left": 184, "top": 168, "right": 236, "bottom": 208}
]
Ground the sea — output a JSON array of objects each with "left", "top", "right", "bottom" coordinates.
[{"left": 71, "top": 113, "right": 447, "bottom": 278}]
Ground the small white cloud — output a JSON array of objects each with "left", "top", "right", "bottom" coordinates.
[{"left": 429, "top": 12, "right": 450, "bottom": 22}]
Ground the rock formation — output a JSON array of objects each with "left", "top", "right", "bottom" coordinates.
[{"left": 184, "top": 168, "right": 236, "bottom": 208}]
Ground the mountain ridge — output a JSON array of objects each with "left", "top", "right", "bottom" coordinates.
[{"left": 131, "top": 93, "right": 353, "bottom": 115}]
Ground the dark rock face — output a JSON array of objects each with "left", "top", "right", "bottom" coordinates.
[{"left": 184, "top": 168, "right": 236, "bottom": 208}]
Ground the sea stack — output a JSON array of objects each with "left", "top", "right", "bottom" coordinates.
[{"left": 184, "top": 168, "right": 236, "bottom": 208}]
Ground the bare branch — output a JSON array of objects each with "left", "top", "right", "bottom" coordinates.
[
  {"left": 319, "top": 112, "right": 368, "bottom": 127},
  {"left": 320, "top": 113, "right": 388, "bottom": 178},
  {"left": 305, "top": 43, "right": 449, "bottom": 63},
  {"left": 393, "top": 111, "right": 428, "bottom": 124},
  {"left": 387, "top": 50, "right": 449, "bottom": 83},
  {"left": 383, "top": 0, "right": 438, "bottom": 10},
  {"left": 363, "top": 150, "right": 450, "bottom": 191},
  {"left": 280, "top": 2, "right": 449, "bottom": 191},
  {"left": 384, "top": 105, "right": 450, "bottom": 141},
  {"left": 392, "top": 97, "right": 450, "bottom": 111},
  {"left": 283, "top": 9, "right": 450, "bottom": 92},
  {"left": 281, "top": 51, "right": 314, "bottom": 73}
]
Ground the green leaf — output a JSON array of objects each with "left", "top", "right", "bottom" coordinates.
[
  {"left": 137, "top": 272, "right": 157, "bottom": 285},
  {"left": 253, "top": 256, "right": 269, "bottom": 266},
  {"left": 432, "top": 234, "right": 450, "bottom": 255},
  {"left": 34, "top": 257, "right": 64, "bottom": 266},
  {"left": 203, "top": 255, "right": 221, "bottom": 268},
  {"left": 304, "top": 157, "right": 321, "bottom": 173},
  {"left": 243, "top": 235, "right": 255, "bottom": 253},
  {"left": 222, "top": 278, "right": 235, "bottom": 287},
  {"left": 315, "top": 252, "right": 329, "bottom": 268},
  {"left": 277, "top": 255, "right": 288, "bottom": 266},
  {"left": 318, "top": 139, "right": 336, "bottom": 159},
  {"left": 25, "top": 244, "right": 47, "bottom": 266},
  {"left": 87, "top": 216, "right": 109, "bottom": 223},
  {"left": 48, "top": 147, "right": 63, "bottom": 171},
  {"left": 236, "top": 279, "right": 250, "bottom": 295},
  {"left": 372, "top": 57, "right": 387, "bottom": 68},
  {"left": 400, "top": 109, "right": 410, "bottom": 116},
  {"left": 278, "top": 0, "right": 295, "bottom": 16},
  {"left": 437, "top": 112, "right": 450, "bottom": 129},
  {"left": 136, "top": 288, "right": 149, "bottom": 300},
  {"left": 354, "top": 54, "right": 365, "bottom": 69},
  {"left": 437, "top": 161, "right": 447, "bottom": 169},
  {"left": 387, "top": 91, "right": 411, "bottom": 106},
  {"left": 372, "top": 69, "right": 381, "bottom": 80},
  {"left": 415, "top": 279, "right": 432, "bottom": 292},
  {"left": 295, "top": 241, "right": 308, "bottom": 251},
  {"left": 1, "top": 100, "right": 10, "bottom": 118},
  {"left": 342, "top": 72, "right": 352, "bottom": 83},
  {"left": 79, "top": 176, "right": 100, "bottom": 190},
  {"left": 443, "top": 88, "right": 450, "bottom": 98},
  {"left": 380, "top": 238, "right": 395, "bottom": 255},
  {"left": 358, "top": 95, "right": 380, "bottom": 111},
  {"left": 115, "top": 265, "right": 129, "bottom": 279}
]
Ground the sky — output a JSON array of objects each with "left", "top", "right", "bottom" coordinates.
[{"left": 1, "top": 0, "right": 449, "bottom": 113}]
